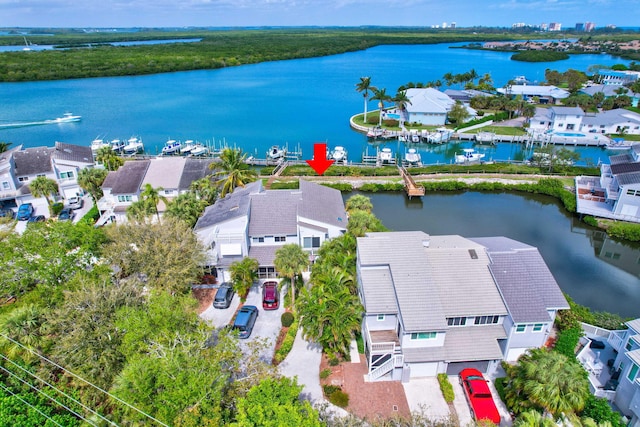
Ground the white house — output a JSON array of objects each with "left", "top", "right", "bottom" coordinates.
[
  {"left": 357, "top": 231, "right": 568, "bottom": 381},
  {"left": 194, "top": 179, "right": 347, "bottom": 281},
  {"left": 496, "top": 85, "right": 570, "bottom": 104},
  {"left": 401, "top": 88, "right": 475, "bottom": 126},
  {"left": 581, "top": 109, "right": 640, "bottom": 136}
]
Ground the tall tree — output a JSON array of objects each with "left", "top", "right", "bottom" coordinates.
[
  {"left": 355, "top": 76, "right": 376, "bottom": 123},
  {"left": 229, "top": 257, "right": 259, "bottom": 301},
  {"left": 273, "top": 244, "right": 308, "bottom": 308},
  {"left": 393, "top": 90, "right": 412, "bottom": 126},
  {"left": 189, "top": 176, "right": 218, "bottom": 205},
  {"left": 164, "top": 192, "right": 206, "bottom": 227},
  {"left": 345, "top": 194, "right": 373, "bottom": 213},
  {"left": 28, "top": 176, "right": 58, "bottom": 208},
  {"left": 209, "top": 148, "right": 258, "bottom": 197},
  {"left": 78, "top": 167, "right": 107, "bottom": 205},
  {"left": 95, "top": 146, "right": 123, "bottom": 171},
  {"left": 140, "top": 183, "right": 168, "bottom": 223},
  {"left": 447, "top": 101, "right": 471, "bottom": 125},
  {"left": 371, "top": 87, "right": 392, "bottom": 126}
]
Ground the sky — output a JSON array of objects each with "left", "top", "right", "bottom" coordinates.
[{"left": 1, "top": 0, "right": 639, "bottom": 29}]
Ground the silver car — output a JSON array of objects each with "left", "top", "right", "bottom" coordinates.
[{"left": 66, "top": 196, "right": 84, "bottom": 210}]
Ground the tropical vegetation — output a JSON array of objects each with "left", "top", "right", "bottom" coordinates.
[{"left": 209, "top": 147, "right": 258, "bottom": 197}]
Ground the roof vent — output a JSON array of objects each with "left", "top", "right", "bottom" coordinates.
[
  {"left": 469, "top": 249, "right": 478, "bottom": 259},
  {"left": 422, "top": 239, "right": 430, "bottom": 248}
]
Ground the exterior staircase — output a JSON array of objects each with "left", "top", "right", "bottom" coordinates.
[{"left": 265, "top": 160, "right": 288, "bottom": 189}]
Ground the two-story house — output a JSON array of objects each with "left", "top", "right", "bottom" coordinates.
[
  {"left": 402, "top": 88, "right": 475, "bottom": 126},
  {"left": 194, "top": 179, "right": 347, "bottom": 281},
  {"left": 357, "top": 231, "right": 568, "bottom": 381},
  {"left": 99, "top": 160, "right": 150, "bottom": 224},
  {"left": 612, "top": 319, "right": 640, "bottom": 427},
  {"left": 598, "top": 147, "right": 640, "bottom": 221}
]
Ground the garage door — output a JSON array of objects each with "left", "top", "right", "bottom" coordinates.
[
  {"left": 446, "top": 361, "right": 490, "bottom": 376},
  {"left": 409, "top": 362, "right": 439, "bottom": 378}
]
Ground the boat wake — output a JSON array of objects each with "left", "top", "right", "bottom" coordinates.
[{"left": 0, "top": 113, "right": 81, "bottom": 129}]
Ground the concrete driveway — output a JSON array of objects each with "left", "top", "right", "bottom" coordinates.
[{"left": 199, "top": 286, "right": 241, "bottom": 328}]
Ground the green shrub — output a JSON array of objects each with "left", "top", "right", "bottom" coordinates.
[
  {"left": 582, "top": 395, "right": 625, "bottom": 427},
  {"left": 281, "top": 311, "right": 295, "bottom": 327},
  {"left": 274, "top": 320, "right": 298, "bottom": 364},
  {"left": 320, "top": 368, "right": 332, "bottom": 380},
  {"left": 382, "top": 119, "right": 399, "bottom": 127},
  {"left": 328, "top": 356, "right": 340, "bottom": 366},
  {"left": 328, "top": 390, "right": 349, "bottom": 408},
  {"left": 322, "top": 384, "right": 341, "bottom": 396},
  {"left": 494, "top": 377, "right": 507, "bottom": 404},
  {"left": 355, "top": 332, "right": 364, "bottom": 354},
  {"left": 582, "top": 216, "right": 599, "bottom": 227},
  {"left": 78, "top": 205, "right": 99, "bottom": 226},
  {"left": 321, "top": 182, "right": 353, "bottom": 192},
  {"left": 437, "top": 373, "right": 455, "bottom": 403},
  {"left": 367, "top": 115, "right": 379, "bottom": 125},
  {"left": 553, "top": 327, "right": 583, "bottom": 359},
  {"left": 607, "top": 222, "right": 640, "bottom": 242},
  {"left": 51, "top": 202, "right": 63, "bottom": 216}
]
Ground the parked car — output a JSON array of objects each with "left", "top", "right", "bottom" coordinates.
[
  {"left": 16, "top": 203, "right": 34, "bottom": 221},
  {"left": 58, "top": 208, "right": 74, "bottom": 221},
  {"left": 213, "top": 283, "right": 235, "bottom": 309},
  {"left": 66, "top": 196, "right": 84, "bottom": 210},
  {"left": 459, "top": 368, "right": 501, "bottom": 425},
  {"left": 233, "top": 305, "right": 258, "bottom": 339},
  {"left": 27, "top": 215, "right": 46, "bottom": 223},
  {"left": 0, "top": 208, "right": 14, "bottom": 219},
  {"left": 262, "top": 281, "right": 279, "bottom": 310}
]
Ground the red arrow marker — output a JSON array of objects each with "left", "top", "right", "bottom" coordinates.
[{"left": 306, "top": 143, "right": 335, "bottom": 175}]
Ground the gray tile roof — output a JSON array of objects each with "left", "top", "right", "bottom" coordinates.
[
  {"left": 471, "top": 236, "right": 569, "bottom": 323},
  {"left": 611, "top": 161, "right": 640, "bottom": 175},
  {"left": 52, "top": 141, "right": 93, "bottom": 164},
  {"left": 580, "top": 84, "right": 639, "bottom": 98},
  {"left": 299, "top": 180, "right": 347, "bottom": 229},
  {"left": 248, "top": 245, "right": 280, "bottom": 266},
  {"left": 628, "top": 319, "right": 640, "bottom": 334},
  {"left": 13, "top": 147, "right": 53, "bottom": 176},
  {"left": 610, "top": 154, "right": 634, "bottom": 165},
  {"left": 628, "top": 349, "right": 640, "bottom": 366},
  {"left": 141, "top": 157, "right": 186, "bottom": 190},
  {"left": 581, "top": 108, "right": 640, "bottom": 128},
  {"left": 359, "top": 267, "right": 399, "bottom": 314},
  {"left": 550, "top": 106, "right": 585, "bottom": 116},
  {"left": 249, "top": 191, "right": 301, "bottom": 236},
  {"left": 403, "top": 325, "right": 506, "bottom": 363},
  {"left": 194, "top": 180, "right": 262, "bottom": 231},
  {"left": 179, "top": 158, "right": 215, "bottom": 191},
  {"left": 102, "top": 160, "right": 150, "bottom": 195},
  {"left": 617, "top": 172, "right": 640, "bottom": 186}
]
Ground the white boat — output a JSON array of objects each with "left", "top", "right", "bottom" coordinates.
[
  {"left": 404, "top": 148, "right": 422, "bottom": 166},
  {"left": 180, "top": 140, "right": 195, "bottom": 155},
  {"left": 190, "top": 143, "right": 209, "bottom": 156},
  {"left": 267, "top": 145, "right": 285, "bottom": 160},
  {"left": 47, "top": 112, "right": 81, "bottom": 123},
  {"left": 379, "top": 147, "right": 394, "bottom": 163},
  {"left": 23, "top": 36, "right": 31, "bottom": 51},
  {"left": 367, "top": 127, "right": 384, "bottom": 139},
  {"left": 427, "top": 132, "right": 442, "bottom": 144},
  {"left": 122, "top": 137, "right": 144, "bottom": 154},
  {"left": 331, "top": 146, "right": 347, "bottom": 163},
  {"left": 455, "top": 148, "right": 485, "bottom": 164},
  {"left": 162, "top": 139, "right": 181, "bottom": 155},
  {"left": 90, "top": 138, "right": 111, "bottom": 153},
  {"left": 110, "top": 139, "right": 125, "bottom": 152},
  {"left": 398, "top": 133, "right": 408, "bottom": 143}
]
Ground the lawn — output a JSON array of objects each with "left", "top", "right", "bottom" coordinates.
[{"left": 462, "top": 126, "right": 527, "bottom": 136}]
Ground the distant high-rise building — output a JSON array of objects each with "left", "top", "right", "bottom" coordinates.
[
  {"left": 549, "top": 22, "right": 562, "bottom": 31},
  {"left": 575, "top": 23, "right": 584, "bottom": 31},
  {"left": 605, "top": 24, "right": 616, "bottom": 30},
  {"left": 540, "top": 23, "right": 549, "bottom": 31},
  {"left": 450, "top": 22, "right": 456, "bottom": 29},
  {"left": 585, "top": 22, "right": 596, "bottom": 32},
  {"left": 512, "top": 22, "right": 526, "bottom": 28},
  {"left": 442, "top": 22, "right": 448, "bottom": 28}
]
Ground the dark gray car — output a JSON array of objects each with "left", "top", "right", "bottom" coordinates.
[{"left": 213, "top": 283, "right": 235, "bottom": 309}]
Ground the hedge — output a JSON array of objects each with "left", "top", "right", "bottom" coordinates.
[
  {"left": 273, "top": 319, "right": 299, "bottom": 364},
  {"left": 437, "top": 373, "right": 455, "bottom": 403},
  {"left": 553, "top": 327, "right": 583, "bottom": 360}
]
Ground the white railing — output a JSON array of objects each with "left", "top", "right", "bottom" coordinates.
[
  {"left": 580, "top": 322, "right": 627, "bottom": 353},
  {"left": 581, "top": 322, "right": 611, "bottom": 338},
  {"left": 608, "top": 331, "right": 626, "bottom": 353},
  {"left": 368, "top": 354, "right": 404, "bottom": 381},
  {"left": 371, "top": 342, "right": 396, "bottom": 354},
  {"left": 214, "top": 232, "right": 245, "bottom": 243}
]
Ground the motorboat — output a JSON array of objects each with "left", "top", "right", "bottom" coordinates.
[
  {"left": 180, "top": 140, "right": 195, "bottom": 155},
  {"left": 110, "top": 139, "right": 125, "bottom": 152},
  {"left": 47, "top": 112, "right": 81, "bottom": 123},
  {"left": 190, "top": 143, "right": 209, "bottom": 156},
  {"left": 162, "top": 139, "right": 181, "bottom": 155},
  {"left": 122, "top": 137, "right": 144, "bottom": 154},
  {"left": 331, "top": 146, "right": 347, "bottom": 163},
  {"left": 455, "top": 148, "right": 485, "bottom": 164},
  {"left": 398, "top": 133, "right": 409, "bottom": 143},
  {"left": 404, "top": 148, "right": 422, "bottom": 166},
  {"left": 267, "top": 145, "right": 285, "bottom": 160},
  {"left": 379, "top": 147, "right": 394, "bottom": 164},
  {"left": 410, "top": 132, "right": 420, "bottom": 143},
  {"left": 90, "top": 138, "right": 111, "bottom": 153},
  {"left": 367, "top": 127, "right": 384, "bottom": 139}
]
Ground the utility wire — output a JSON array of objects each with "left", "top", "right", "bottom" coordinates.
[
  {"left": 0, "top": 333, "right": 170, "bottom": 427},
  {"left": 0, "top": 363, "right": 97, "bottom": 426},
  {"left": 0, "top": 381, "right": 66, "bottom": 427}
]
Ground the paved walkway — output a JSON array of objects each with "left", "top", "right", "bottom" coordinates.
[{"left": 278, "top": 328, "right": 324, "bottom": 403}]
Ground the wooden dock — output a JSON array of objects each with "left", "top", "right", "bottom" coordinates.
[
  {"left": 265, "top": 160, "right": 289, "bottom": 189},
  {"left": 398, "top": 166, "right": 425, "bottom": 199}
]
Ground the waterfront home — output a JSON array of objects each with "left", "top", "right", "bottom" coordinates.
[
  {"left": 580, "top": 84, "right": 640, "bottom": 108},
  {"left": 357, "top": 231, "right": 568, "bottom": 381},
  {"left": 194, "top": 179, "right": 347, "bottom": 281},
  {"left": 528, "top": 106, "right": 585, "bottom": 134},
  {"left": 597, "top": 69, "right": 640, "bottom": 86},
  {"left": 97, "top": 157, "right": 214, "bottom": 225},
  {"left": 581, "top": 109, "right": 640, "bottom": 135},
  {"left": 576, "top": 145, "right": 640, "bottom": 223},
  {"left": 578, "top": 319, "right": 640, "bottom": 427},
  {"left": 496, "top": 85, "right": 569, "bottom": 104},
  {"left": 402, "top": 88, "right": 475, "bottom": 126},
  {"left": 0, "top": 142, "right": 94, "bottom": 209}
]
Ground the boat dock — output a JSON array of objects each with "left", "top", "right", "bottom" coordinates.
[{"left": 398, "top": 166, "right": 425, "bottom": 199}]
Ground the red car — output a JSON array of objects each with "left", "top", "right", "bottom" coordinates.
[
  {"left": 459, "top": 368, "right": 501, "bottom": 425},
  {"left": 262, "top": 281, "right": 279, "bottom": 310}
]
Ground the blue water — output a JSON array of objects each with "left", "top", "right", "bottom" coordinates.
[
  {"left": 555, "top": 132, "right": 587, "bottom": 138},
  {"left": 0, "top": 38, "right": 202, "bottom": 52},
  {"left": 0, "top": 42, "right": 628, "bottom": 165}
]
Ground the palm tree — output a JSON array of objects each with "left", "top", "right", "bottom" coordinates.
[
  {"left": 514, "top": 410, "right": 557, "bottom": 427},
  {"left": 345, "top": 194, "right": 373, "bottom": 213},
  {"left": 139, "top": 183, "right": 167, "bottom": 223},
  {"left": 393, "top": 90, "right": 412, "bottom": 126},
  {"left": 189, "top": 177, "right": 218, "bottom": 205},
  {"left": 164, "top": 192, "right": 206, "bottom": 227},
  {"left": 78, "top": 167, "right": 107, "bottom": 205},
  {"left": 95, "top": 146, "right": 123, "bottom": 171},
  {"left": 371, "top": 87, "right": 392, "bottom": 127},
  {"left": 29, "top": 176, "right": 59, "bottom": 209},
  {"left": 229, "top": 257, "right": 259, "bottom": 301},
  {"left": 273, "top": 244, "right": 309, "bottom": 308},
  {"left": 209, "top": 147, "right": 258, "bottom": 197},
  {"left": 0, "top": 304, "right": 44, "bottom": 363},
  {"left": 0, "top": 142, "right": 11, "bottom": 154},
  {"left": 443, "top": 72, "right": 455, "bottom": 87},
  {"left": 355, "top": 77, "right": 376, "bottom": 123}
]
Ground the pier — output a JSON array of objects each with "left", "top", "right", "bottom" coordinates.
[{"left": 398, "top": 166, "right": 425, "bottom": 199}]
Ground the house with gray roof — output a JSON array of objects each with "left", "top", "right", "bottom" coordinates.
[
  {"left": 529, "top": 106, "right": 585, "bottom": 134},
  {"left": 357, "top": 231, "right": 568, "bottom": 381},
  {"left": 496, "top": 85, "right": 570, "bottom": 104},
  {"left": 194, "top": 179, "right": 347, "bottom": 280},
  {"left": 612, "top": 319, "right": 640, "bottom": 427},
  {"left": 99, "top": 160, "right": 151, "bottom": 224},
  {"left": 0, "top": 142, "right": 94, "bottom": 212},
  {"left": 580, "top": 84, "right": 640, "bottom": 108},
  {"left": 399, "top": 88, "right": 475, "bottom": 126},
  {"left": 581, "top": 109, "right": 640, "bottom": 136}
]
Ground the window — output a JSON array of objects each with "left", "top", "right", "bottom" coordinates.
[
  {"left": 533, "top": 324, "right": 544, "bottom": 332},
  {"left": 567, "top": 124, "right": 575, "bottom": 130},
  {"left": 275, "top": 236, "right": 286, "bottom": 242},
  {"left": 117, "top": 195, "right": 133, "bottom": 202},
  {"left": 303, "top": 236, "right": 321, "bottom": 248},
  {"left": 410, "top": 332, "right": 436, "bottom": 340},
  {"left": 628, "top": 364, "right": 639, "bottom": 382},
  {"left": 377, "top": 314, "right": 385, "bottom": 321},
  {"left": 626, "top": 340, "right": 633, "bottom": 351},
  {"left": 252, "top": 237, "right": 264, "bottom": 243},
  {"left": 474, "top": 315, "right": 499, "bottom": 325},
  {"left": 18, "top": 176, "right": 29, "bottom": 182},
  {"left": 59, "top": 171, "right": 74, "bottom": 180},
  {"left": 516, "top": 324, "right": 526, "bottom": 333},
  {"left": 2, "top": 181, "right": 9, "bottom": 190},
  {"left": 447, "top": 317, "right": 467, "bottom": 326}
]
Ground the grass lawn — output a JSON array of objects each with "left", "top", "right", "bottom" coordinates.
[
  {"left": 610, "top": 133, "right": 640, "bottom": 141},
  {"left": 462, "top": 126, "right": 527, "bottom": 136}
]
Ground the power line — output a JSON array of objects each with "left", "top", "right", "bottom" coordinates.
[
  {"left": 0, "top": 381, "right": 66, "bottom": 427},
  {"left": 0, "top": 333, "right": 170, "bottom": 426}
]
